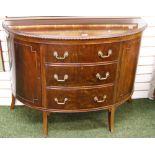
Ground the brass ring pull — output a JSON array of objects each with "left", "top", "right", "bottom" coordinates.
[
  {"left": 54, "top": 74, "right": 68, "bottom": 82},
  {"left": 53, "top": 51, "right": 69, "bottom": 60},
  {"left": 54, "top": 98, "right": 68, "bottom": 105},
  {"left": 98, "top": 49, "right": 112, "bottom": 59},
  {"left": 96, "top": 72, "right": 110, "bottom": 80},
  {"left": 94, "top": 95, "right": 107, "bottom": 103}
]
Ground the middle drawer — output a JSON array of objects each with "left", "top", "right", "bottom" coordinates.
[{"left": 45, "top": 63, "right": 117, "bottom": 87}]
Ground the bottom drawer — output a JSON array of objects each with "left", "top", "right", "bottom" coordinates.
[{"left": 46, "top": 85, "right": 114, "bottom": 110}]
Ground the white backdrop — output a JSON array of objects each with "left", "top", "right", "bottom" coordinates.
[{"left": 0, "top": 0, "right": 155, "bottom": 16}]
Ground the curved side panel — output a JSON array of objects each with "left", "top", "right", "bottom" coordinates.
[
  {"left": 14, "top": 40, "right": 42, "bottom": 107},
  {"left": 115, "top": 37, "right": 141, "bottom": 102}
]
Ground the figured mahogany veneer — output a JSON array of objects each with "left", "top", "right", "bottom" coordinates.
[
  {"left": 45, "top": 63, "right": 117, "bottom": 87},
  {"left": 47, "top": 85, "right": 114, "bottom": 110},
  {"left": 44, "top": 42, "right": 120, "bottom": 63},
  {"left": 3, "top": 17, "right": 147, "bottom": 137}
]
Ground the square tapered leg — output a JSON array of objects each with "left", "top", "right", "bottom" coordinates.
[
  {"left": 10, "top": 94, "right": 16, "bottom": 110},
  {"left": 43, "top": 111, "right": 48, "bottom": 137},
  {"left": 108, "top": 107, "right": 115, "bottom": 132}
]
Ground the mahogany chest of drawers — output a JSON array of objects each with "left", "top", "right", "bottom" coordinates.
[{"left": 3, "top": 17, "right": 147, "bottom": 136}]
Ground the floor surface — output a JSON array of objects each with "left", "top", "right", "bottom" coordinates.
[{"left": 0, "top": 99, "right": 155, "bottom": 138}]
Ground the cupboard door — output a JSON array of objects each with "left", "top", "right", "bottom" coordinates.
[
  {"left": 14, "top": 41, "right": 41, "bottom": 106},
  {"left": 116, "top": 38, "right": 141, "bottom": 101}
]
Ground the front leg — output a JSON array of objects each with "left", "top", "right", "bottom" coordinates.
[
  {"left": 43, "top": 111, "right": 48, "bottom": 137},
  {"left": 10, "top": 94, "right": 16, "bottom": 110},
  {"left": 108, "top": 106, "right": 115, "bottom": 132}
]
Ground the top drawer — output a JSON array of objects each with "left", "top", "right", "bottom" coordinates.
[{"left": 44, "top": 42, "right": 120, "bottom": 63}]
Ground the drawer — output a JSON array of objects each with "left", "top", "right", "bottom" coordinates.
[
  {"left": 44, "top": 42, "right": 120, "bottom": 63},
  {"left": 46, "top": 63, "right": 117, "bottom": 87},
  {"left": 47, "top": 85, "right": 114, "bottom": 110}
]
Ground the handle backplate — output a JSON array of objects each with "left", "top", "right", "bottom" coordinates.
[
  {"left": 54, "top": 98, "right": 68, "bottom": 105},
  {"left": 53, "top": 51, "right": 69, "bottom": 60},
  {"left": 98, "top": 49, "right": 112, "bottom": 59},
  {"left": 54, "top": 74, "right": 68, "bottom": 82},
  {"left": 96, "top": 72, "right": 110, "bottom": 81},
  {"left": 94, "top": 95, "right": 107, "bottom": 103}
]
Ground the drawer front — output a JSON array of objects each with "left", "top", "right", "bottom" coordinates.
[
  {"left": 46, "top": 63, "right": 117, "bottom": 87},
  {"left": 47, "top": 86, "right": 114, "bottom": 110},
  {"left": 44, "top": 42, "right": 120, "bottom": 63}
]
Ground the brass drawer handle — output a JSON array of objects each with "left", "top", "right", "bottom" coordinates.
[
  {"left": 54, "top": 74, "right": 68, "bottom": 82},
  {"left": 96, "top": 72, "right": 110, "bottom": 80},
  {"left": 94, "top": 95, "right": 107, "bottom": 103},
  {"left": 98, "top": 49, "right": 112, "bottom": 59},
  {"left": 54, "top": 98, "right": 68, "bottom": 105},
  {"left": 53, "top": 51, "right": 69, "bottom": 60}
]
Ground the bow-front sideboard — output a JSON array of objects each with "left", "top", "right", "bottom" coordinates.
[{"left": 3, "top": 17, "right": 147, "bottom": 136}]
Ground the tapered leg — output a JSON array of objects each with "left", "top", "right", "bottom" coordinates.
[
  {"left": 108, "top": 107, "right": 115, "bottom": 132},
  {"left": 127, "top": 97, "right": 132, "bottom": 104},
  {"left": 43, "top": 111, "right": 48, "bottom": 137},
  {"left": 10, "top": 94, "right": 16, "bottom": 110}
]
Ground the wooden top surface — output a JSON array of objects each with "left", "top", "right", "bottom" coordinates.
[{"left": 3, "top": 17, "right": 147, "bottom": 40}]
